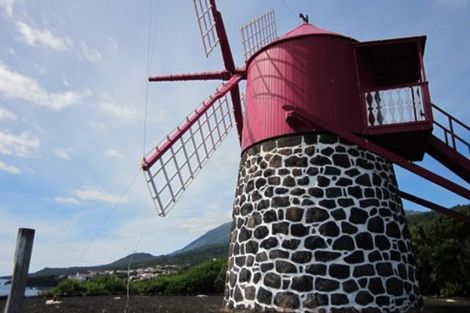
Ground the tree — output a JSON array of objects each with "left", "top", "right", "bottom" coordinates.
[{"left": 409, "top": 206, "right": 470, "bottom": 297}]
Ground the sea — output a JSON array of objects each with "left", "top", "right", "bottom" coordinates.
[{"left": 0, "top": 278, "right": 39, "bottom": 297}]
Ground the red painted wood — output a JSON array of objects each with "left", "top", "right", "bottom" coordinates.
[
  {"left": 354, "top": 36, "right": 426, "bottom": 89},
  {"left": 241, "top": 24, "right": 435, "bottom": 154},
  {"left": 426, "top": 135, "right": 470, "bottom": 183},
  {"left": 209, "top": 0, "right": 243, "bottom": 142},
  {"left": 142, "top": 74, "right": 242, "bottom": 171},
  {"left": 210, "top": 0, "right": 236, "bottom": 74},
  {"left": 400, "top": 191, "right": 470, "bottom": 224},
  {"left": 149, "top": 70, "right": 230, "bottom": 82},
  {"left": 273, "top": 23, "right": 353, "bottom": 46},
  {"left": 241, "top": 24, "right": 361, "bottom": 150}
]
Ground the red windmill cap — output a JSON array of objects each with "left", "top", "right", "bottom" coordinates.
[
  {"left": 245, "top": 23, "right": 357, "bottom": 65},
  {"left": 277, "top": 23, "right": 355, "bottom": 41}
]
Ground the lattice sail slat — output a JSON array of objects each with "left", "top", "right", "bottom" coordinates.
[
  {"left": 143, "top": 95, "right": 234, "bottom": 216},
  {"left": 241, "top": 10, "right": 277, "bottom": 60},
  {"left": 193, "top": 0, "right": 219, "bottom": 57}
]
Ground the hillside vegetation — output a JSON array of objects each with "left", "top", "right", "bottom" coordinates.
[
  {"left": 41, "top": 205, "right": 470, "bottom": 298},
  {"left": 32, "top": 243, "right": 228, "bottom": 278},
  {"left": 408, "top": 205, "right": 470, "bottom": 297},
  {"left": 48, "top": 259, "right": 226, "bottom": 297},
  {"left": 171, "top": 222, "right": 231, "bottom": 255}
]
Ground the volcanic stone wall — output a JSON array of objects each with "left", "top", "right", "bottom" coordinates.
[{"left": 224, "top": 134, "right": 421, "bottom": 313}]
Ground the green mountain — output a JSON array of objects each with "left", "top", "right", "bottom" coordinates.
[
  {"left": 30, "top": 253, "right": 156, "bottom": 278},
  {"left": 31, "top": 222, "right": 232, "bottom": 279},
  {"left": 171, "top": 222, "right": 231, "bottom": 255},
  {"left": 106, "top": 252, "right": 155, "bottom": 268}
]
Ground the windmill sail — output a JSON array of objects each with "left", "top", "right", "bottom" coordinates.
[
  {"left": 193, "top": 0, "right": 219, "bottom": 57},
  {"left": 241, "top": 10, "right": 277, "bottom": 60},
  {"left": 143, "top": 76, "right": 242, "bottom": 216}
]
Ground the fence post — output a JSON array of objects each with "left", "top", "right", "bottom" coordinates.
[{"left": 3, "top": 228, "right": 35, "bottom": 313}]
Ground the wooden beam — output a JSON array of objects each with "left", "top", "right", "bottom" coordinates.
[{"left": 3, "top": 228, "right": 35, "bottom": 313}]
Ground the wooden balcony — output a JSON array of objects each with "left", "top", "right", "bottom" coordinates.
[{"left": 361, "top": 82, "right": 434, "bottom": 161}]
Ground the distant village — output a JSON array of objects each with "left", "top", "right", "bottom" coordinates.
[{"left": 68, "top": 264, "right": 181, "bottom": 282}]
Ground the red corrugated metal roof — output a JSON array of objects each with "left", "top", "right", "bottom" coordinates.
[
  {"left": 278, "top": 23, "right": 340, "bottom": 39},
  {"left": 246, "top": 23, "right": 356, "bottom": 64},
  {"left": 276, "top": 23, "right": 354, "bottom": 41}
]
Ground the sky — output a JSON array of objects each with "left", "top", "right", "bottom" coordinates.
[{"left": 0, "top": 0, "right": 468, "bottom": 275}]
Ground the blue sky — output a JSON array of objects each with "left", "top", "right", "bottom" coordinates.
[{"left": 0, "top": 0, "right": 468, "bottom": 275}]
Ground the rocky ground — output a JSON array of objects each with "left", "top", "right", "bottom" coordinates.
[{"left": 1, "top": 295, "right": 469, "bottom": 313}]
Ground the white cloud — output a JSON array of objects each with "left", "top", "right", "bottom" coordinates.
[
  {"left": 53, "top": 148, "right": 72, "bottom": 160},
  {"left": 97, "top": 102, "right": 138, "bottom": 120},
  {"left": 0, "top": 160, "right": 20, "bottom": 174},
  {"left": 0, "top": 0, "right": 15, "bottom": 18},
  {"left": 0, "top": 131, "right": 40, "bottom": 157},
  {"left": 1, "top": 0, "right": 105, "bottom": 82},
  {"left": 54, "top": 196, "right": 81, "bottom": 205},
  {"left": 72, "top": 186, "right": 127, "bottom": 204},
  {"left": 0, "top": 106, "right": 17, "bottom": 120},
  {"left": 105, "top": 149, "right": 125, "bottom": 159},
  {"left": 179, "top": 209, "right": 231, "bottom": 234},
  {"left": 0, "top": 61, "right": 87, "bottom": 110},
  {"left": 80, "top": 41, "right": 101, "bottom": 63},
  {"left": 15, "top": 21, "right": 73, "bottom": 51}
]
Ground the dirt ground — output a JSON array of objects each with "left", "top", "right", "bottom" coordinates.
[
  {"left": 1, "top": 295, "right": 469, "bottom": 313},
  {"left": 0, "top": 295, "right": 222, "bottom": 313}
]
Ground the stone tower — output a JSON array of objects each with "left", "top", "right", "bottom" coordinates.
[
  {"left": 217, "top": 21, "right": 432, "bottom": 312},
  {"left": 224, "top": 134, "right": 422, "bottom": 312}
]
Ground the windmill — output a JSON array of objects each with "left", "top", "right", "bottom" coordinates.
[{"left": 142, "top": 1, "right": 470, "bottom": 312}]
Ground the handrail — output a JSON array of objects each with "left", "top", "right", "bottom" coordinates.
[
  {"left": 431, "top": 103, "right": 470, "bottom": 154},
  {"left": 433, "top": 121, "right": 469, "bottom": 149},
  {"left": 432, "top": 103, "right": 469, "bottom": 131}
]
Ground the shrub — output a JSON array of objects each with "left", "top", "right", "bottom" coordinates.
[
  {"left": 132, "top": 258, "right": 227, "bottom": 296},
  {"left": 83, "top": 280, "right": 109, "bottom": 296},
  {"left": 48, "top": 274, "right": 127, "bottom": 297},
  {"left": 94, "top": 275, "right": 126, "bottom": 294},
  {"left": 213, "top": 260, "right": 228, "bottom": 293},
  {"left": 49, "top": 279, "right": 85, "bottom": 297},
  {"left": 132, "top": 276, "right": 172, "bottom": 294}
]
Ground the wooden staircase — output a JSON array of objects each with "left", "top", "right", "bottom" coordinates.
[
  {"left": 426, "top": 103, "right": 470, "bottom": 183},
  {"left": 426, "top": 135, "right": 470, "bottom": 183}
]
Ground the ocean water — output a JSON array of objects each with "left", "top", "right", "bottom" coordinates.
[{"left": 0, "top": 279, "right": 39, "bottom": 297}]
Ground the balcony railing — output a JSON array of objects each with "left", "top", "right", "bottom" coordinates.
[
  {"left": 432, "top": 103, "right": 469, "bottom": 155},
  {"left": 364, "top": 82, "right": 430, "bottom": 128}
]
